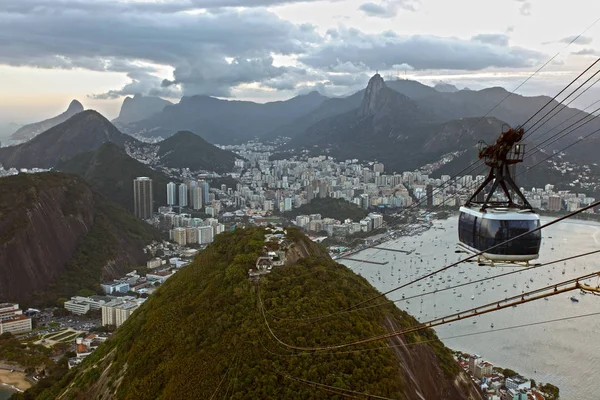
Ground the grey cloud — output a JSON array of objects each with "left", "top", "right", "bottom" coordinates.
[
  {"left": 326, "top": 73, "right": 371, "bottom": 87},
  {"left": 359, "top": 3, "right": 390, "bottom": 17},
  {"left": 0, "top": 7, "right": 321, "bottom": 97},
  {"left": 572, "top": 48, "right": 600, "bottom": 56},
  {"left": 516, "top": 0, "right": 532, "bottom": 16},
  {"left": 560, "top": 35, "right": 593, "bottom": 45},
  {"left": 358, "top": 0, "right": 418, "bottom": 18},
  {"left": 300, "top": 28, "right": 545, "bottom": 71},
  {"left": 3, "top": 0, "right": 340, "bottom": 14},
  {"left": 89, "top": 72, "right": 181, "bottom": 100},
  {"left": 472, "top": 33, "right": 510, "bottom": 47}
]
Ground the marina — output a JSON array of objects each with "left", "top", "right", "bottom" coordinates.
[{"left": 341, "top": 217, "right": 600, "bottom": 400}]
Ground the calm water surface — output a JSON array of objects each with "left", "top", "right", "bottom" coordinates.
[
  {"left": 0, "top": 389, "right": 13, "bottom": 400},
  {"left": 341, "top": 217, "right": 600, "bottom": 400}
]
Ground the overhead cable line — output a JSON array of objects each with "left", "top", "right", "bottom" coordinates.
[
  {"left": 260, "top": 270, "right": 600, "bottom": 352},
  {"left": 260, "top": 201, "right": 600, "bottom": 332},
  {"left": 260, "top": 311, "right": 600, "bottom": 358},
  {"left": 274, "top": 370, "right": 398, "bottom": 400},
  {"left": 265, "top": 248, "right": 600, "bottom": 322},
  {"left": 520, "top": 58, "right": 600, "bottom": 130},
  {"left": 341, "top": 36, "right": 600, "bottom": 265},
  {"left": 345, "top": 200, "right": 600, "bottom": 311},
  {"left": 523, "top": 72, "right": 600, "bottom": 142}
]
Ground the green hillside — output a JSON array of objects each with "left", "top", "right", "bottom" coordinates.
[
  {"left": 56, "top": 142, "right": 170, "bottom": 212},
  {"left": 157, "top": 130, "right": 237, "bottom": 173},
  {"left": 28, "top": 227, "right": 472, "bottom": 400},
  {"left": 0, "top": 172, "right": 161, "bottom": 305}
]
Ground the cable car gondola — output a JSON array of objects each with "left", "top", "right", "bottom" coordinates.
[{"left": 457, "top": 126, "right": 541, "bottom": 265}]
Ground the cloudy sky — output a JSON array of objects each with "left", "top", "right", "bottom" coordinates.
[{"left": 0, "top": 0, "right": 599, "bottom": 123}]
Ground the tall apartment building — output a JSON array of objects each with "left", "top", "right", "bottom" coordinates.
[
  {"left": 179, "top": 183, "right": 188, "bottom": 208},
  {"left": 191, "top": 186, "right": 203, "bottom": 210},
  {"left": 166, "top": 182, "right": 177, "bottom": 206},
  {"left": 171, "top": 227, "right": 187, "bottom": 246},
  {"left": 0, "top": 303, "right": 32, "bottom": 335},
  {"left": 199, "top": 181, "right": 210, "bottom": 204},
  {"left": 133, "top": 177, "right": 154, "bottom": 219},
  {"left": 199, "top": 225, "right": 214, "bottom": 244},
  {"left": 548, "top": 195, "right": 562, "bottom": 211}
]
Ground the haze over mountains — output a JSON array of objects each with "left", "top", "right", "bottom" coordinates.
[
  {"left": 120, "top": 90, "right": 327, "bottom": 143},
  {"left": 10, "top": 99, "right": 84, "bottom": 142}
]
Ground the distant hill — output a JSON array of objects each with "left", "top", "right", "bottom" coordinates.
[
  {"left": 10, "top": 99, "right": 84, "bottom": 142},
  {"left": 31, "top": 226, "right": 480, "bottom": 399},
  {"left": 0, "top": 110, "right": 132, "bottom": 169},
  {"left": 56, "top": 142, "right": 170, "bottom": 211},
  {"left": 434, "top": 82, "right": 460, "bottom": 93},
  {"left": 113, "top": 94, "right": 172, "bottom": 125},
  {"left": 0, "top": 172, "right": 161, "bottom": 305},
  {"left": 284, "top": 197, "right": 368, "bottom": 222},
  {"left": 121, "top": 91, "right": 327, "bottom": 143},
  {"left": 261, "top": 91, "right": 364, "bottom": 142},
  {"left": 155, "top": 130, "right": 237, "bottom": 173}
]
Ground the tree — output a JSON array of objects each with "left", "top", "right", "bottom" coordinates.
[
  {"left": 502, "top": 368, "right": 518, "bottom": 378},
  {"left": 76, "top": 288, "right": 96, "bottom": 297},
  {"left": 56, "top": 298, "right": 68, "bottom": 307}
]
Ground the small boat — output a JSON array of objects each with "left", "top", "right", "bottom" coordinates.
[
  {"left": 491, "top": 323, "right": 494, "bottom": 328},
  {"left": 471, "top": 295, "right": 475, "bottom": 300},
  {"left": 570, "top": 296, "right": 579, "bottom": 302}
]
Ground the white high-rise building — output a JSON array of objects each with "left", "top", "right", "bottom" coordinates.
[
  {"left": 167, "top": 182, "right": 177, "bottom": 206},
  {"left": 192, "top": 186, "right": 203, "bottom": 210},
  {"left": 199, "top": 226, "right": 214, "bottom": 244},
  {"left": 179, "top": 183, "right": 188, "bottom": 207}
]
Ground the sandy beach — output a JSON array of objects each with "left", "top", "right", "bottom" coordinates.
[{"left": 0, "top": 369, "right": 31, "bottom": 392}]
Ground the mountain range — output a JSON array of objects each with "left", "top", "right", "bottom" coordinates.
[
  {"left": 10, "top": 99, "right": 84, "bottom": 142},
  {"left": 286, "top": 74, "right": 505, "bottom": 172},
  {"left": 0, "top": 172, "right": 161, "bottom": 305},
  {"left": 120, "top": 91, "right": 327, "bottom": 143},
  {"left": 0, "top": 109, "right": 238, "bottom": 176},
  {"left": 110, "top": 76, "right": 600, "bottom": 177},
  {"left": 30, "top": 226, "right": 481, "bottom": 399}
]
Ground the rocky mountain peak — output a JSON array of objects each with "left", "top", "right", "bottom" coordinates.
[
  {"left": 434, "top": 82, "right": 459, "bottom": 93},
  {"left": 67, "top": 99, "right": 84, "bottom": 113},
  {"left": 359, "top": 73, "right": 387, "bottom": 117}
]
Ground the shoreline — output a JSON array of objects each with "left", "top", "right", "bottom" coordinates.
[{"left": 0, "top": 370, "right": 31, "bottom": 392}]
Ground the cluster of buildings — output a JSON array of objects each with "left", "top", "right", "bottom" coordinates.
[
  {"left": 295, "top": 212, "right": 384, "bottom": 237},
  {"left": 459, "top": 354, "right": 548, "bottom": 400},
  {"left": 63, "top": 260, "right": 190, "bottom": 328},
  {"left": 166, "top": 180, "right": 211, "bottom": 210},
  {"left": 0, "top": 166, "right": 51, "bottom": 178},
  {"left": 64, "top": 295, "right": 145, "bottom": 329},
  {"left": 67, "top": 333, "right": 108, "bottom": 369},
  {"left": 247, "top": 227, "right": 289, "bottom": 280},
  {"left": 155, "top": 207, "right": 227, "bottom": 246},
  {"left": 0, "top": 303, "right": 32, "bottom": 335}
]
